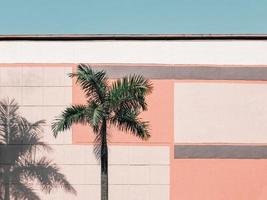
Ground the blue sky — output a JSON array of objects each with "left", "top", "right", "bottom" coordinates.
[{"left": 0, "top": 0, "right": 266, "bottom": 34}]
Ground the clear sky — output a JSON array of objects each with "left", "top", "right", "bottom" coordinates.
[{"left": 0, "top": 0, "right": 266, "bottom": 34}]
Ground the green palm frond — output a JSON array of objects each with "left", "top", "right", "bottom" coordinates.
[
  {"left": 53, "top": 65, "right": 153, "bottom": 166},
  {"left": 111, "top": 108, "right": 150, "bottom": 140},
  {"left": 52, "top": 105, "right": 88, "bottom": 137},
  {"left": 108, "top": 75, "right": 152, "bottom": 112},
  {"left": 52, "top": 102, "right": 106, "bottom": 137},
  {"left": 69, "top": 64, "right": 108, "bottom": 103},
  {"left": 86, "top": 101, "right": 105, "bottom": 133}
]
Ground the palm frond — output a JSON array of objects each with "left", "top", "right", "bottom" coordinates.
[
  {"left": 70, "top": 64, "right": 108, "bottom": 103},
  {"left": 111, "top": 109, "right": 150, "bottom": 140},
  {"left": 108, "top": 75, "right": 152, "bottom": 112},
  {"left": 86, "top": 101, "right": 106, "bottom": 133},
  {"left": 52, "top": 105, "right": 88, "bottom": 137}
]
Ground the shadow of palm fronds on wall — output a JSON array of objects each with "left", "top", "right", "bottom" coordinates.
[{"left": 0, "top": 98, "right": 76, "bottom": 200}]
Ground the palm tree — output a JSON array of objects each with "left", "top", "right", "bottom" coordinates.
[
  {"left": 52, "top": 64, "right": 153, "bottom": 200},
  {"left": 0, "top": 99, "right": 76, "bottom": 200}
]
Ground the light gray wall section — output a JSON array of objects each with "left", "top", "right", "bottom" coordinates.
[
  {"left": 174, "top": 145, "right": 267, "bottom": 159},
  {"left": 92, "top": 66, "right": 267, "bottom": 80}
]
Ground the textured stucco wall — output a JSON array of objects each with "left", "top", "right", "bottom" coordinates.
[
  {"left": 0, "top": 65, "right": 170, "bottom": 200},
  {"left": 1, "top": 40, "right": 267, "bottom": 200}
]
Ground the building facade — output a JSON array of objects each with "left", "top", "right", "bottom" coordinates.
[{"left": 1, "top": 35, "right": 267, "bottom": 199}]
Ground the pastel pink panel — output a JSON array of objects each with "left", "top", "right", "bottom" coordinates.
[
  {"left": 72, "top": 79, "right": 173, "bottom": 145},
  {"left": 171, "top": 159, "right": 267, "bottom": 200}
]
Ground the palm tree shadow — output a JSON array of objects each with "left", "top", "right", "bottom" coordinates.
[{"left": 0, "top": 98, "right": 76, "bottom": 200}]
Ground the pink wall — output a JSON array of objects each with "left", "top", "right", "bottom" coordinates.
[
  {"left": 72, "top": 65, "right": 173, "bottom": 145},
  {"left": 72, "top": 64, "right": 267, "bottom": 200},
  {"left": 171, "top": 80, "right": 267, "bottom": 200},
  {"left": 3, "top": 64, "right": 267, "bottom": 199},
  {"left": 171, "top": 160, "right": 267, "bottom": 200}
]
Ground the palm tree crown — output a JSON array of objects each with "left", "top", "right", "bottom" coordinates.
[
  {"left": 52, "top": 64, "right": 153, "bottom": 200},
  {"left": 52, "top": 64, "right": 152, "bottom": 158},
  {"left": 0, "top": 99, "right": 76, "bottom": 200}
]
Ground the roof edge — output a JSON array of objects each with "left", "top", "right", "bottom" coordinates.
[{"left": 1, "top": 34, "right": 267, "bottom": 41}]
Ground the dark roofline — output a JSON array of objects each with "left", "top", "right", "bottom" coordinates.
[{"left": 1, "top": 34, "right": 267, "bottom": 41}]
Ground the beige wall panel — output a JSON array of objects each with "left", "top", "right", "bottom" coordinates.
[
  {"left": 150, "top": 166, "right": 170, "bottom": 184},
  {"left": 42, "top": 126, "right": 72, "bottom": 144},
  {"left": 0, "top": 87, "right": 22, "bottom": 104},
  {"left": 19, "top": 106, "right": 44, "bottom": 122},
  {"left": 109, "top": 185, "right": 129, "bottom": 200},
  {"left": 148, "top": 146, "right": 170, "bottom": 165},
  {"left": 129, "top": 146, "right": 170, "bottom": 165},
  {"left": 149, "top": 185, "right": 170, "bottom": 200},
  {"left": 17, "top": 105, "right": 71, "bottom": 126},
  {"left": 50, "top": 145, "right": 98, "bottom": 165},
  {"left": 128, "top": 146, "right": 153, "bottom": 164},
  {"left": 22, "top": 87, "right": 43, "bottom": 105},
  {"left": 43, "top": 67, "right": 72, "bottom": 86},
  {"left": 17, "top": 106, "right": 72, "bottom": 144},
  {"left": 109, "top": 165, "right": 129, "bottom": 184},
  {"left": 0, "top": 67, "right": 22, "bottom": 86},
  {"left": 4, "top": 144, "right": 169, "bottom": 199},
  {"left": 109, "top": 146, "right": 129, "bottom": 164},
  {"left": 129, "top": 166, "right": 150, "bottom": 184},
  {"left": 0, "top": 66, "right": 72, "bottom": 106},
  {"left": 64, "top": 87, "right": 72, "bottom": 105},
  {"left": 175, "top": 82, "right": 267, "bottom": 143},
  {"left": 72, "top": 185, "right": 100, "bottom": 200},
  {"left": 42, "top": 106, "right": 67, "bottom": 125},
  {"left": 64, "top": 67, "right": 73, "bottom": 86},
  {"left": 128, "top": 185, "right": 150, "bottom": 200},
  {"left": 22, "top": 67, "right": 44, "bottom": 86},
  {"left": 59, "top": 165, "right": 100, "bottom": 184},
  {"left": 36, "top": 185, "right": 100, "bottom": 200},
  {"left": 109, "top": 185, "right": 170, "bottom": 200},
  {"left": 43, "top": 87, "right": 72, "bottom": 106}
]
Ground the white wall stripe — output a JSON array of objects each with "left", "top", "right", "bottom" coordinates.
[{"left": 1, "top": 41, "right": 267, "bottom": 64}]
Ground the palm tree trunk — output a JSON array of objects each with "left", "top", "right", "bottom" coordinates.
[{"left": 100, "top": 119, "right": 108, "bottom": 200}]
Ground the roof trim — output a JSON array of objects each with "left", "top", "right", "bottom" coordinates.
[{"left": 1, "top": 34, "right": 267, "bottom": 41}]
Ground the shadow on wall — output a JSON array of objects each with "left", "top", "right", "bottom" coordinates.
[{"left": 0, "top": 98, "right": 76, "bottom": 200}]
